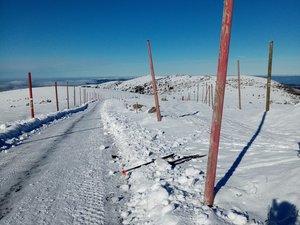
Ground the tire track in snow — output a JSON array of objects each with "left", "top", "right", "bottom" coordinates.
[
  {"left": 0, "top": 102, "right": 121, "bottom": 224},
  {"left": 0, "top": 110, "right": 87, "bottom": 220}
]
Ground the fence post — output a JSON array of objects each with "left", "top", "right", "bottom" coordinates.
[
  {"left": 79, "top": 87, "right": 82, "bottom": 105},
  {"left": 73, "top": 86, "right": 76, "bottom": 106},
  {"left": 204, "top": 0, "right": 234, "bottom": 207},
  {"left": 67, "top": 82, "right": 70, "bottom": 109},
  {"left": 197, "top": 82, "right": 200, "bottom": 102},
  {"left": 211, "top": 84, "right": 214, "bottom": 108},
  {"left": 208, "top": 84, "right": 211, "bottom": 107},
  {"left": 147, "top": 40, "right": 162, "bottom": 122},
  {"left": 202, "top": 85, "right": 204, "bottom": 102},
  {"left": 266, "top": 41, "right": 273, "bottom": 112},
  {"left": 237, "top": 60, "right": 242, "bottom": 110},
  {"left": 28, "top": 72, "right": 35, "bottom": 118},
  {"left": 55, "top": 81, "right": 59, "bottom": 111},
  {"left": 205, "top": 82, "right": 208, "bottom": 104}
]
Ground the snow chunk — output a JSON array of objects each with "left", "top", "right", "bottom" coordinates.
[
  {"left": 120, "top": 184, "right": 130, "bottom": 192},
  {"left": 185, "top": 167, "right": 199, "bottom": 177},
  {"left": 155, "top": 158, "right": 171, "bottom": 171},
  {"left": 99, "top": 145, "right": 108, "bottom": 150},
  {"left": 147, "top": 184, "right": 169, "bottom": 210},
  {"left": 155, "top": 214, "right": 179, "bottom": 225},
  {"left": 227, "top": 210, "right": 248, "bottom": 225}
]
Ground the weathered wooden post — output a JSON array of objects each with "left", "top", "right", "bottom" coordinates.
[
  {"left": 55, "top": 81, "right": 59, "bottom": 111},
  {"left": 66, "top": 82, "right": 70, "bottom": 109},
  {"left": 237, "top": 60, "right": 242, "bottom": 110},
  {"left": 147, "top": 40, "right": 162, "bottom": 122},
  {"left": 204, "top": 0, "right": 234, "bottom": 207},
  {"left": 266, "top": 41, "right": 273, "bottom": 112},
  {"left": 28, "top": 72, "right": 35, "bottom": 118}
]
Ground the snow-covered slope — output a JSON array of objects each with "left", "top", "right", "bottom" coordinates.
[
  {"left": 0, "top": 75, "right": 299, "bottom": 225},
  {"left": 99, "top": 75, "right": 300, "bottom": 224}
]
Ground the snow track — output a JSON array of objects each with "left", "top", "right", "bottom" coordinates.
[{"left": 0, "top": 102, "right": 121, "bottom": 225}]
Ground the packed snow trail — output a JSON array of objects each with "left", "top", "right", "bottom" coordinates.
[{"left": 0, "top": 102, "right": 121, "bottom": 225}]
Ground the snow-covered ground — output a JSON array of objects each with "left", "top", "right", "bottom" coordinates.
[{"left": 0, "top": 75, "right": 299, "bottom": 225}]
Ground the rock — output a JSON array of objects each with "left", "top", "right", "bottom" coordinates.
[{"left": 148, "top": 106, "right": 156, "bottom": 113}]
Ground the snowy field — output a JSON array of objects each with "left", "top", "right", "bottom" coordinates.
[{"left": 0, "top": 75, "right": 300, "bottom": 225}]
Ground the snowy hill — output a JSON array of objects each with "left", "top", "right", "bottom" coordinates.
[{"left": 0, "top": 75, "right": 299, "bottom": 225}]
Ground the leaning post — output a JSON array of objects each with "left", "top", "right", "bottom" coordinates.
[
  {"left": 147, "top": 40, "right": 162, "bottom": 122},
  {"left": 204, "top": 0, "right": 234, "bottom": 207}
]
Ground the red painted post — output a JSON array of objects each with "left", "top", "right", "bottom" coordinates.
[
  {"left": 237, "top": 60, "right": 242, "bottom": 110},
  {"left": 66, "top": 82, "right": 70, "bottom": 109},
  {"left": 147, "top": 40, "right": 162, "bottom": 122},
  {"left": 204, "top": 0, "right": 234, "bottom": 207},
  {"left": 27, "top": 72, "right": 35, "bottom": 118},
  {"left": 55, "top": 81, "right": 59, "bottom": 111}
]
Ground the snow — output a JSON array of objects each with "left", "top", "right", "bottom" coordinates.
[
  {"left": 1, "top": 75, "right": 300, "bottom": 224},
  {"left": 0, "top": 104, "right": 88, "bottom": 149}
]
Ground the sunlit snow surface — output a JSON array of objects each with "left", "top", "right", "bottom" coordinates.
[{"left": 0, "top": 75, "right": 300, "bottom": 225}]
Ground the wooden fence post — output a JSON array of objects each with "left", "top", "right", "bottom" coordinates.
[
  {"left": 204, "top": 0, "right": 234, "bottom": 207},
  {"left": 79, "top": 87, "right": 82, "bottom": 105},
  {"left": 147, "top": 40, "right": 162, "bottom": 122},
  {"left": 67, "top": 82, "right": 70, "bottom": 109},
  {"left": 28, "top": 72, "right": 35, "bottom": 118},
  {"left": 208, "top": 84, "right": 211, "bottom": 107},
  {"left": 197, "top": 82, "right": 200, "bottom": 102},
  {"left": 211, "top": 84, "right": 214, "bottom": 108},
  {"left": 202, "top": 85, "right": 204, "bottom": 102},
  {"left": 73, "top": 86, "right": 76, "bottom": 107},
  {"left": 55, "top": 81, "right": 59, "bottom": 111},
  {"left": 205, "top": 82, "right": 208, "bottom": 104},
  {"left": 266, "top": 41, "right": 273, "bottom": 112}
]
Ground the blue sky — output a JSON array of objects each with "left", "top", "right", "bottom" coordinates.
[{"left": 0, "top": 0, "right": 299, "bottom": 79}]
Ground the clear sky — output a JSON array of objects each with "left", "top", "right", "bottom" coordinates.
[{"left": 0, "top": 0, "right": 299, "bottom": 79}]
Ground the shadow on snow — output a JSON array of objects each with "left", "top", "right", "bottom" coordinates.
[
  {"left": 266, "top": 199, "right": 299, "bottom": 225},
  {"left": 214, "top": 111, "right": 267, "bottom": 196}
]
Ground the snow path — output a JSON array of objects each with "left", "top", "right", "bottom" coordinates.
[{"left": 0, "top": 102, "right": 120, "bottom": 225}]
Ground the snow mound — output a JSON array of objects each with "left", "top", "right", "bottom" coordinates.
[{"left": 0, "top": 104, "right": 88, "bottom": 150}]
